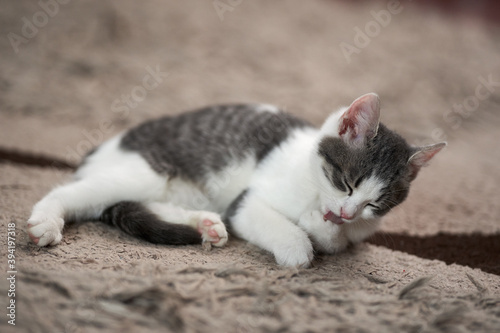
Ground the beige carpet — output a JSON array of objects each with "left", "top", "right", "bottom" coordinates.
[{"left": 1, "top": 1, "right": 499, "bottom": 332}]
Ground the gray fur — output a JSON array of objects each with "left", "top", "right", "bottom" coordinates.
[
  {"left": 121, "top": 104, "right": 311, "bottom": 182},
  {"left": 318, "top": 124, "right": 415, "bottom": 217},
  {"left": 121, "top": 103, "right": 418, "bottom": 224},
  {"left": 101, "top": 201, "right": 201, "bottom": 245}
]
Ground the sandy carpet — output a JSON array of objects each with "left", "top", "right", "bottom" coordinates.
[{"left": 0, "top": 1, "right": 499, "bottom": 332}]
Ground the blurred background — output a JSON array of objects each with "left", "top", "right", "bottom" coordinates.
[
  {"left": 1, "top": 0, "right": 499, "bottom": 150},
  {"left": 0, "top": 1, "right": 499, "bottom": 270}
]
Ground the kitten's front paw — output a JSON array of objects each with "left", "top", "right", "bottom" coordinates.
[
  {"left": 195, "top": 213, "right": 228, "bottom": 248},
  {"left": 274, "top": 231, "right": 314, "bottom": 268},
  {"left": 27, "top": 217, "right": 64, "bottom": 246}
]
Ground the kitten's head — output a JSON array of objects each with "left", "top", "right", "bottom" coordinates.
[{"left": 312, "top": 93, "right": 445, "bottom": 225}]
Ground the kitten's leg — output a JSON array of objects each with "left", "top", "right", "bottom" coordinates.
[
  {"left": 28, "top": 169, "right": 166, "bottom": 246},
  {"left": 145, "top": 202, "right": 228, "bottom": 247},
  {"left": 229, "top": 194, "right": 314, "bottom": 267},
  {"left": 298, "top": 210, "right": 348, "bottom": 254}
]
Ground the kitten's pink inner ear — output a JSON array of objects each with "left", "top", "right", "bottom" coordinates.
[
  {"left": 408, "top": 142, "right": 447, "bottom": 180},
  {"left": 339, "top": 93, "right": 381, "bottom": 148}
]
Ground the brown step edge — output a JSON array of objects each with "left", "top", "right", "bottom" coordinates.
[{"left": 0, "top": 147, "right": 76, "bottom": 170}]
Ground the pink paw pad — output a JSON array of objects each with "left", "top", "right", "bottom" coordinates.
[
  {"left": 197, "top": 217, "right": 228, "bottom": 249},
  {"left": 26, "top": 217, "right": 64, "bottom": 247},
  {"left": 27, "top": 224, "right": 40, "bottom": 244},
  {"left": 198, "top": 219, "right": 221, "bottom": 242}
]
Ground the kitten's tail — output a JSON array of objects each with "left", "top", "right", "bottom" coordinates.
[{"left": 100, "top": 201, "right": 202, "bottom": 245}]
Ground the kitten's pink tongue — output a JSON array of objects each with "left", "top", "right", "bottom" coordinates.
[{"left": 323, "top": 211, "right": 344, "bottom": 225}]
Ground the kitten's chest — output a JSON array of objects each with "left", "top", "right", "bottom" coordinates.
[
  {"left": 265, "top": 177, "right": 320, "bottom": 222},
  {"left": 250, "top": 132, "right": 320, "bottom": 221}
]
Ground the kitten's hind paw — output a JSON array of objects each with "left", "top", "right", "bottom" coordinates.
[
  {"left": 27, "top": 217, "right": 64, "bottom": 246},
  {"left": 197, "top": 217, "right": 228, "bottom": 249}
]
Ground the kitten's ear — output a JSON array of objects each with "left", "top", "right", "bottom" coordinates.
[
  {"left": 339, "top": 93, "right": 381, "bottom": 148},
  {"left": 407, "top": 142, "right": 447, "bottom": 181}
]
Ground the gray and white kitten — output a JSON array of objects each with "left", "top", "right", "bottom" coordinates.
[{"left": 27, "top": 93, "right": 445, "bottom": 267}]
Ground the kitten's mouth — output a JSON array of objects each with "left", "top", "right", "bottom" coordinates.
[{"left": 323, "top": 211, "right": 344, "bottom": 225}]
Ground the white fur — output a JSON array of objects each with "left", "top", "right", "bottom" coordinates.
[
  {"left": 250, "top": 129, "right": 320, "bottom": 220},
  {"left": 28, "top": 136, "right": 168, "bottom": 246},
  {"left": 320, "top": 108, "right": 345, "bottom": 137},
  {"left": 230, "top": 194, "right": 314, "bottom": 267},
  {"left": 157, "top": 155, "right": 256, "bottom": 213},
  {"left": 254, "top": 103, "right": 280, "bottom": 114},
  {"left": 28, "top": 105, "right": 387, "bottom": 266},
  {"left": 203, "top": 156, "right": 257, "bottom": 213},
  {"left": 230, "top": 126, "right": 385, "bottom": 264}
]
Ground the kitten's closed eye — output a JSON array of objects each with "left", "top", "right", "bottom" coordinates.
[{"left": 344, "top": 178, "right": 353, "bottom": 196}]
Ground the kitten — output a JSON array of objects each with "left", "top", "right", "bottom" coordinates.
[{"left": 27, "top": 93, "right": 445, "bottom": 267}]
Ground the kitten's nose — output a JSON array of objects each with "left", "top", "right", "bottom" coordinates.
[{"left": 340, "top": 208, "right": 354, "bottom": 221}]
